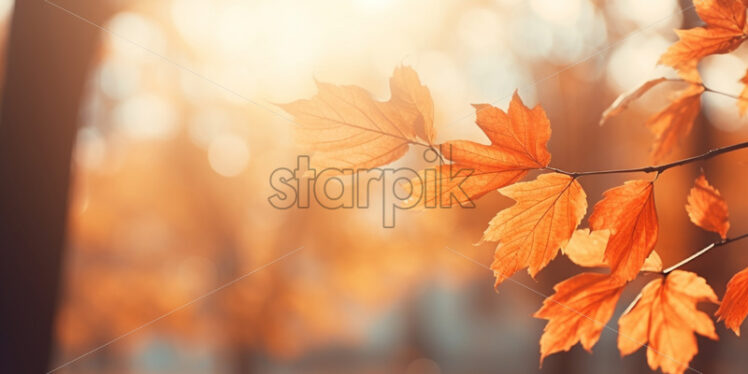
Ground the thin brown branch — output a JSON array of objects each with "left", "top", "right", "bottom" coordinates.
[
  {"left": 546, "top": 141, "right": 748, "bottom": 178},
  {"left": 662, "top": 232, "right": 748, "bottom": 274},
  {"left": 410, "top": 140, "right": 433, "bottom": 149}
]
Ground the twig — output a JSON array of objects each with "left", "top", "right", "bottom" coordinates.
[
  {"left": 546, "top": 141, "right": 748, "bottom": 178},
  {"left": 662, "top": 232, "right": 748, "bottom": 274},
  {"left": 621, "top": 292, "right": 642, "bottom": 317},
  {"left": 703, "top": 87, "right": 745, "bottom": 101}
]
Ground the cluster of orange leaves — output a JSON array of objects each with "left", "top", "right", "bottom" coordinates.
[
  {"left": 601, "top": 0, "right": 748, "bottom": 162},
  {"left": 280, "top": 1, "right": 748, "bottom": 373}
]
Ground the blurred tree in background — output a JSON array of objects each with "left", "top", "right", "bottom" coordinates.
[{"left": 0, "top": 1, "right": 747, "bottom": 373}]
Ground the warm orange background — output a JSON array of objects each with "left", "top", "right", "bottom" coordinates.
[{"left": 8, "top": 0, "right": 744, "bottom": 373}]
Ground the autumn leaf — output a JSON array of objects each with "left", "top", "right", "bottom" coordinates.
[
  {"left": 408, "top": 92, "right": 552, "bottom": 207},
  {"left": 600, "top": 78, "right": 704, "bottom": 160},
  {"left": 646, "top": 84, "right": 704, "bottom": 162},
  {"left": 589, "top": 180, "right": 658, "bottom": 281},
  {"left": 389, "top": 65, "right": 435, "bottom": 145},
  {"left": 563, "top": 229, "right": 663, "bottom": 272},
  {"left": 483, "top": 173, "right": 586, "bottom": 287},
  {"left": 599, "top": 77, "right": 668, "bottom": 125},
  {"left": 738, "top": 69, "right": 748, "bottom": 116},
  {"left": 686, "top": 173, "right": 730, "bottom": 238},
  {"left": 279, "top": 66, "right": 434, "bottom": 170},
  {"left": 535, "top": 273, "right": 626, "bottom": 364},
  {"left": 659, "top": 0, "right": 748, "bottom": 80},
  {"left": 716, "top": 266, "right": 748, "bottom": 335},
  {"left": 618, "top": 270, "right": 718, "bottom": 374}
]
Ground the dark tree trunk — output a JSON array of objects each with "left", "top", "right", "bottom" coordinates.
[{"left": 0, "top": 1, "right": 111, "bottom": 372}]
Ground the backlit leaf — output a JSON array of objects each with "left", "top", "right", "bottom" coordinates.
[
  {"left": 589, "top": 180, "right": 658, "bottom": 281},
  {"left": 279, "top": 66, "right": 434, "bottom": 170},
  {"left": 646, "top": 84, "right": 704, "bottom": 162},
  {"left": 659, "top": 0, "right": 747, "bottom": 80},
  {"left": 716, "top": 266, "right": 748, "bottom": 335},
  {"left": 483, "top": 173, "right": 586, "bottom": 287},
  {"left": 535, "top": 273, "right": 626, "bottom": 364},
  {"left": 618, "top": 270, "right": 718, "bottom": 374},
  {"left": 599, "top": 77, "right": 669, "bottom": 125},
  {"left": 408, "top": 92, "right": 551, "bottom": 207},
  {"left": 686, "top": 173, "right": 730, "bottom": 238}
]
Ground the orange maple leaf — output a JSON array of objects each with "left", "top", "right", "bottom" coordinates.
[
  {"left": 482, "top": 173, "right": 586, "bottom": 287},
  {"left": 716, "top": 266, "right": 748, "bottom": 335},
  {"left": 589, "top": 180, "right": 658, "bottom": 281},
  {"left": 563, "top": 229, "right": 663, "bottom": 272},
  {"left": 599, "top": 77, "right": 669, "bottom": 125},
  {"left": 646, "top": 84, "right": 704, "bottom": 163},
  {"left": 618, "top": 270, "right": 719, "bottom": 374},
  {"left": 409, "top": 92, "right": 551, "bottom": 207},
  {"left": 738, "top": 69, "right": 748, "bottom": 116},
  {"left": 535, "top": 273, "right": 626, "bottom": 364},
  {"left": 659, "top": 0, "right": 748, "bottom": 80},
  {"left": 686, "top": 173, "right": 730, "bottom": 238},
  {"left": 279, "top": 66, "right": 434, "bottom": 170}
]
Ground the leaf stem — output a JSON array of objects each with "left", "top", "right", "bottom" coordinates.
[
  {"left": 663, "top": 77, "right": 745, "bottom": 101},
  {"left": 429, "top": 144, "right": 446, "bottom": 164},
  {"left": 546, "top": 141, "right": 748, "bottom": 178},
  {"left": 409, "top": 140, "right": 434, "bottom": 149},
  {"left": 662, "top": 232, "right": 748, "bottom": 274},
  {"left": 620, "top": 292, "right": 642, "bottom": 317},
  {"left": 703, "top": 86, "right": 745, "bottom": 101}
]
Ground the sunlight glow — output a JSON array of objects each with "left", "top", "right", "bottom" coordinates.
[
  {"left": 112, "top": 93, "right": 178, "bottom": 140},
  {"left": 208, "top": 133, "right": 250, "bottom": 177},
  {"left": 701, "top": 54, "right": 748, "bottom": 132}
]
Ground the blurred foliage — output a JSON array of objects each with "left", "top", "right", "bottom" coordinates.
[{"left": 39, "top": 0, "right": 748, "bottom": 373}]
